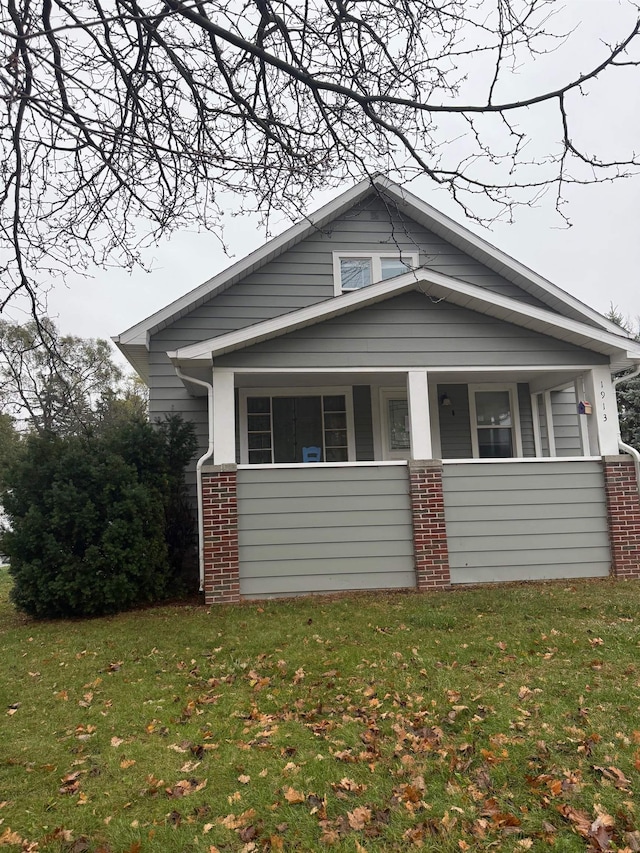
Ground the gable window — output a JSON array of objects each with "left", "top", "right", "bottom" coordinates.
[
  {"left": 468, "top": 385, "right": 523, "bottom": 458},
  {"left": 241, "top": 389, "right": 353, "bottom": 464},
  {"left": 333, "top": 252, "right": 418, "bottom": 295}
]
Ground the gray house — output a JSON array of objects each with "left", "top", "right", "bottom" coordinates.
[{"left": 114, "top": 176, "right": 640, "bottom": 604}]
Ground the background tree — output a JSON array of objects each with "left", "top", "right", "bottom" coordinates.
[
  {"left": 607, "top": 306, "right": 640, "bottom": 452},
  {"left": 0, "top": 413, "right": 21, "bottom": 490},
  {"left": 1, "top": 1, "right": 640, "bottom": 318},
  {"left": 0, "top": 317, "right": 123, "bottom": 434}
]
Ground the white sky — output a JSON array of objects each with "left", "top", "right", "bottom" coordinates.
[{"left": 43, "top": 0, "right": 640, "bottom": 370}]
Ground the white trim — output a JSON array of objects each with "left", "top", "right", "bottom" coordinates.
[
  {"left": 574, "top": 378, "right": 591, "bottom": 457},
  {"left": 227, "top": 364, "right": 610, "bottom": 374},
  {"left": 543, "top": 391, "right": 557, "bottom": 456},
  {"left": 428, "top": 381, "right": 442, "bottom": 458},
  {"left": 468, "top": 383, "right": 523, "bottom": 459},
  {"left": 332, "top": 251, "right": 419, "bottom": 296},
  {"left": 212, "top": 369, "right": 236, "bottom": 465},
  {"left": 238, "top": 385, "right": 355, "bottom": 465},
  {"left": 407, "top": 371, "right": 432, "bottom": 459},
  {"left": 530, "top": 393, "right": 543, "bottom": 458},
  {"left": 582, "top": 366, "right": 620, "bottom": 456},
  {"left": 442, "top": 456, "right": 602, "bottom": 465},
  {"left": 169, "top": 266, "right": 640, "bottom": 369}
]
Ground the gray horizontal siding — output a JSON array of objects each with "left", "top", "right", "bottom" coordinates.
[
  {"left": 443, "top": 461, "right": 610, "bottom": 584},
  {"left": 237, "top": 465, "right": 415, "bottom": 597},
  {"left": 551, "top": 389, "right": 582, "bottom": 456},
  {"left": 438, "top": 384, "right": 473, "bottom": 459},
  {"left": 217, "top": 293, "right": 609, "bottom": 370}
]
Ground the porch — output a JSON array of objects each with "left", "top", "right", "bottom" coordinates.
[
  {"left": 196, "top": 366, "right": 640, "bottom": 603},
  {"left": 201, "top": 456, "right": 640, "bottom": 603}
]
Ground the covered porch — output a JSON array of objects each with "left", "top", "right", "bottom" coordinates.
[{"left": 195, "top": 364, "right": 640, "bottom": 603}]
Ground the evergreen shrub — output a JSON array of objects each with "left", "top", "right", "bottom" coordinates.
[{"left": 1, "top": 414, "right": 196, "bottom": 618}]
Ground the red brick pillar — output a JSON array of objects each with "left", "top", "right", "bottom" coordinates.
[
  {"left": 602, "top": 455, "right": 640, "bottom": 580},
  {"left": 408, "top": 460, "right": 451, "bottom": 590},
  {"left": 202, "top": 465, "right": 241, "bottom": 604}
]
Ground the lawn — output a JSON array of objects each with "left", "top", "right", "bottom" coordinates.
[{"left": 1, "top": 568, "right": 640, "bottom": 852}]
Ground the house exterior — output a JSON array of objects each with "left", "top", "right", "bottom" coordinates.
[{"left": 114, "top": 177, "right": 640, "bottom": 604}]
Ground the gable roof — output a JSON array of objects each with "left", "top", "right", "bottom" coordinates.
[
  {"left": 168, "top": 267, "right": 640, "bottom": 374},
  {"left": 114, "top": 176, "right": 628, "bottom": 380}
]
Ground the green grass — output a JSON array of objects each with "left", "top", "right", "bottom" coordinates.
[{"left": 1, "top": 568, "right": 640, "bottom": 852}]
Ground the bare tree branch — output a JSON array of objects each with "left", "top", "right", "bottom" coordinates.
[{"left": 1, "top": 0, "right": 639, "bottom": 317}]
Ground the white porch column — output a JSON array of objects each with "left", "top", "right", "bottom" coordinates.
[
  {"left": 212, "top": 368, "right": 236, "bottom": 464},
  {"left": 542, "top": 391, "right": 557, "bottom": 457},
  {"left": 407, "top": 370, "right": 432, "bottom": 459},
  {"left": 581, "top": 366, "right": 620, "bottom": 456}
]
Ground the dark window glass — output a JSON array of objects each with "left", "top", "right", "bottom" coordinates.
[
  {"left": 247, "top": 396, "right": 271, "bottom": 414},
  {"left": 478, "top": 428, "right": 513, "bottom": 458}
]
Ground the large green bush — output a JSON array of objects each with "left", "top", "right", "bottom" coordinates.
[{"left": 1, "top": 415, "right": 196, "bottom": 618}]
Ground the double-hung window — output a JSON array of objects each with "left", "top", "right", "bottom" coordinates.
[
  {"left": 333, "top": 252, "right": 418, "bottom": 295},
  {"left": 468, "top": 384, "right": 523, "bottom": 458}
]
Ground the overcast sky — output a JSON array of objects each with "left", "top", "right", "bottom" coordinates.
[{"left": 42, "top": 0, "right": 640, "bottom": 369}]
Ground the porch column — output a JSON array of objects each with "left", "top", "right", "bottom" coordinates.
[
  {"left": 204, "top": 368, "right": 240, "bottom": 604},
  {"left": 212, "top": 368, "right": 236, "bottom": 464},
  {"left": 408, "top": 460, "right": 451, "bottom": 591},
  {"left": 407, "top": 370, "right": 432, "bottom": 460},
  {"left": 581, "top": 367, "right": 619, "bottom": 456},
  {"left": 202, "top": 464, "right": 241, "bottom": 604},
  {"left": 602, "top": 456, "right": 640, "bottom": 580}
]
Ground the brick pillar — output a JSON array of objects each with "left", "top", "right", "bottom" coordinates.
[
  {"left": 408, "top": 460, "right": 451, "bottom": 590},
  {"left": 602, "top": 455, "right": 640, "bottom": 580},
  {"left": 202, "top": 464, "right": 241, "bottom": 604}
]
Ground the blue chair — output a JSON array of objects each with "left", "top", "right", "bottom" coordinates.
[{"left": 302, "top": 446, "right": 322, "bottom": 463}]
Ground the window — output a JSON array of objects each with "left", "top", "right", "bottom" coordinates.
[
  {"left": 241, "top": 390, "right": 353, "bottom": 464},
  {"left": 468, "top": 385, "right": 523, "bottom": 458},
  {"left": 377, "top": 388, "right": 412, "bottom": 460},
  {"left": 333, "top": 252, "right": 418, "bottom": 294}
]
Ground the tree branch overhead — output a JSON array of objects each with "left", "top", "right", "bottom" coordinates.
[{"left": 1, "top": 0, "right": 639, "bottom": 314}]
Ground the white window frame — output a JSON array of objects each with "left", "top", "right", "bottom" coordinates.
[
  {"left": 332, "top": 251, "right": 419, "bottom": 296},
  {"left": 239, "top": 386, "right": 356, "bottom": 465},
  {"left": 468, "top": 383, "right": 523, "bottom": 459}
]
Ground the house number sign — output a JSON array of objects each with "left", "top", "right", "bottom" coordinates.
[{"left": 600, "top": 380, "right": 608, "bottom": 422}]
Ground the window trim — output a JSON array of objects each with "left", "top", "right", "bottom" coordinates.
[
  {"left": 468, "top": 383, "right": 523, "bottom": 459},
  {"left": 238, "top": 386, "right": 356, "bottom": 465},
  {"left": 332, "top": 251, "right": 419, "bottom": 296}
]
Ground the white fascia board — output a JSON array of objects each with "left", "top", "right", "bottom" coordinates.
[
  {"left": 377, "top": 178, "right": 624, "bottom": 336},
  {"left": 169, "top": 267, "right": 640, "bottom": 367},
  {"left": 116, "top": 178, "right": 377, "bottom": 348}
]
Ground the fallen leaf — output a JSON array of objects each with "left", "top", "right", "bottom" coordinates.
[
  {"left": 238, "top": 775, "right": 251, "bottom": 784},
  {"left": 283, "top": 787, "right": 305, "bottom": 804},
  {"left": 0, "top": 828, "right": 22, "bottom": 845},
  {"left": 166, "top": 779, "right": 207, "bottom": 798},
  {"left": 347, "top": 806, "right": 372, "bottom": 831},
  {"left": 110, "top": 737, "right": 123, "bottom": 748}
]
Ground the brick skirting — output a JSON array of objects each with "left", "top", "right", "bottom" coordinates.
[
  {"left": 202, "top": 465, "right": 240, "bottom": 604},
  {"left": 603, "top": 455, "right": 640, "bottom": 580},
  {"left": 408, "top": 460, "right": 451, "bottom": 590}
]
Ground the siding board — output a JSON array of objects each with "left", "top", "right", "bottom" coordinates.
[
  {"left": 237, "top": 465, "right": 414, "bottom": 597},
  {"left": 443, "top": 461, "right": 610, "bottom": 583}
]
